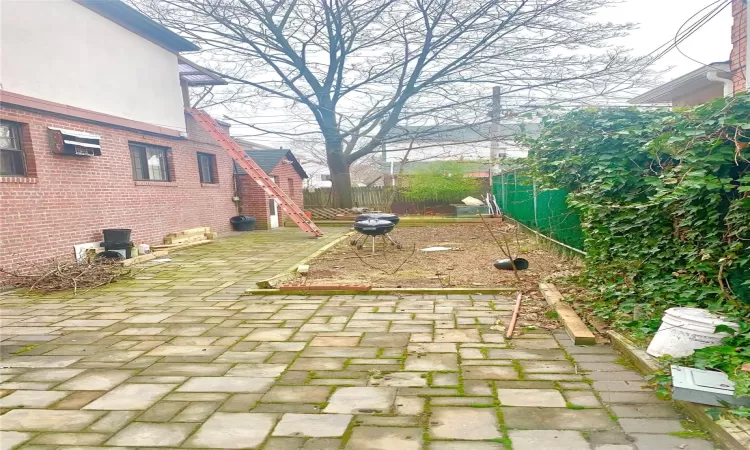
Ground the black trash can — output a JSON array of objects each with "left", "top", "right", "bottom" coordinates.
[
  {"left": 231, "top": 216, "right": 256, "bottom": 232},
  {"left": 103, "top": 228, "right": 131, "bottom": 243}
]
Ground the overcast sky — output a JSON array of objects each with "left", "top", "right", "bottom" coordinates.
[
  {"left": 598, "top": 0, "right": 732, "bottom": 75},
  {"left": 226, "top": 0, "right": 734, "bottom": 148}
]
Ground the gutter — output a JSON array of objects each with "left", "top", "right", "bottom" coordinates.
[{"left": 707, "top": 70, "right": 733, "bottom": 97}]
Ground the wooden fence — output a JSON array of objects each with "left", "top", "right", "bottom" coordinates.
[{"left": 304, "top": 187, "right": 403, "bottom": 210}]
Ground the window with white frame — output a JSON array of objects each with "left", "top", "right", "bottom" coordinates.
[{"left": 0, "top": 121, "right": 25, "bottom": 176}]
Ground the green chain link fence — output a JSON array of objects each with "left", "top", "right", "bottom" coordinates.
[{"left": 492, "top": 173, "right": 585, "bottom": 251}]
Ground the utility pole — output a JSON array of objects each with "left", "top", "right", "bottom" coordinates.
[{"left": 490, "top": 86, "right": 503, "bottom": 180}]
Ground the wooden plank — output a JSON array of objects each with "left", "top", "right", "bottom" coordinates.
[
  {"left": 164, "top": 234, "right": 209, "bottom": 245},
  {"left": 245, "top": 287, "right": 518, "bottom": 295},
  {"left": 279, "top": 284, "right": 371, "bottom": 291},
  {"left": 255, "top": 232, "right": 355, "bottom": 288},
  {"left": 539, "top": 282, "right": 595, "bottom": 345},
  {"left": 256, "top": 272, "right": 298, "bottom": 289},
  {"left": 166, "top": 227, "right": 210, "bottom": 238},
  {"left": 152, "top": 240, "right": 212, "bottom": 251},
  {"left": 122, "top": 253, "right": 155, "bottom": 267},
  {"left": 539, "top": 282, "right": 564, "bottom": 305}
]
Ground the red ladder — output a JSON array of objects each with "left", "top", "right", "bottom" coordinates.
[{"left": 188, "top": 108, "right": 323, "bottom": 237}]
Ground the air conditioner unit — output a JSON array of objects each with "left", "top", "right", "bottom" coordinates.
[{"left": 48, "top": 128, "right": 102, "bottom": 157}]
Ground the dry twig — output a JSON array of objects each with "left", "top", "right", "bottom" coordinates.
[{"left": 0, "top": 258, "right": 142, "bottom": 296}]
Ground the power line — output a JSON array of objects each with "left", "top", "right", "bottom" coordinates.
[
  {"left": 674, "top": 0, "right": 732, "bottom": 69},
  {"left": 647, "top": 0, "right": 731, "bottom": 67}
]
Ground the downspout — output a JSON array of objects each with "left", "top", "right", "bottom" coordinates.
[{"left": 706, "top": 70, "right": 733, "bottom": 97}]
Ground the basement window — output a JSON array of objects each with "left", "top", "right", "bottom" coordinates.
[
  {"left": 130, "top": 143, "right": 170, "bottom": 181},
  {"left": 197, "top": 152, "right": 217, "bottom": 184},
  {"left": 0, "top": 121, "right": 25, "bottom": 176}
]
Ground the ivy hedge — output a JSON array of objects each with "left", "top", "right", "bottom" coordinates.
[{"left": 521, "top": 94, "right": 750, "bottom": 395}]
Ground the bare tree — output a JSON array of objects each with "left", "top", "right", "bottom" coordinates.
[{"left": 138, "top": 0, "right": 651, "bottom": 207}]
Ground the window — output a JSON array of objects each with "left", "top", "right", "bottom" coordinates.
[
  {"left": 321, "top": 174, "right": 332, "bottom": 182},
  {"left": 130, "top": 143, "right": 170, "bottom": 181},
  {"left": 48, "top": 127, "right": 101, "bottom": 157},
  {"left": 287, "top": 178, "right": 294, "bottom": 196},
  {"left": 197, "top": 152, "right": 217, "bottom": 184},
  {"left": 0, "top": 121, "right": 25, "bottom": 176}
]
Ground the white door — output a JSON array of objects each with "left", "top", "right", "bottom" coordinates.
[{"left": 268, "top": 198, "right": 279, "bottom": 228}]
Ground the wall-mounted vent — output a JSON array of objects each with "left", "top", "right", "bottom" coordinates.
[{"left": 48, "top": 128, "right": 101, "bottom": 157}]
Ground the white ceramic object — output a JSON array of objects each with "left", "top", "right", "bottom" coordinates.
[{"left": 646, "top": 307, "right": 738, "bottom": 358}]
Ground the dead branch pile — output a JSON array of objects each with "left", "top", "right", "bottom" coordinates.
[{"left": 0, "top": 258, "right": 139, "bottom": 295}]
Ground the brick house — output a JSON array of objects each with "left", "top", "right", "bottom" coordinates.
[
  {"left": 0, "top": 0, "right": 303, "bottom": 268},
  {"left": 630, "top": 0, "right": 748, "bottom": 106},
  {"left": 235, "top": 149, "right": 308, "bottom": 230}
]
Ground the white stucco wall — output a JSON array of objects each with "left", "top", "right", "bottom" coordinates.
[{"left": 0, "top": 0, "right": 186, "bottom": 131}]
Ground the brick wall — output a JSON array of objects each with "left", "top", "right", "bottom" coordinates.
[
  {"left": 236, "top": 174, "right": 270, "bottom": 230},
  {"left": 237, "top": 158, "right": 305, "bottom": 229},
  {"left": 0, "top": 105, "right": 238, "bottom": 268},
  {"left": 731, "top": 0, "right": 747, "bottom": 93}
]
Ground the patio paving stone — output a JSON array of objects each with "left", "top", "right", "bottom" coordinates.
[{"left": 0, "top": 228, "right": 716, "bottom": 450}]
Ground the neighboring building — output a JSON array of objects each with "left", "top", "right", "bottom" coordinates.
[
  {"left": 628, "top": 62, "right": 733, "bottom": 106},
  {"left": 0, "top": 0, "right": 299, "bottom": 267},
  {"left": 381, "top": 121, "right": 539, "bottom": 184},
  {"left": 386, "top": 122, "right": 534, "bottom": 160},
  {"left": 234, "top": 149, "right": 307, "bottom": 229},
  {"left": 631, "top": 1, "right": 749, "bottom": 106},
  {"left": 300, "top": 160, "right": 333, "bottom": 189}
]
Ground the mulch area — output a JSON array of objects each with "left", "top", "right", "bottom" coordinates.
[{"left": 290, "top": 222, "right": 585, "bottom": 330}]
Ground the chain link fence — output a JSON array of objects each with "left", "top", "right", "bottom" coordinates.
[{"left": 492, "top": 173, "right": 585, "bottom": 251}]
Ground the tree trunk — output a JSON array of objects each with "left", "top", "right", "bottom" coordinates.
[{"left": 326, "top": 143, "right": 353, "bottom": 208}]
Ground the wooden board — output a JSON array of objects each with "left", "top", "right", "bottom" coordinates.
[
  {"left": 279, "top": 284, "right": 371, "bottom": 291},
  {"left": 539, "top": 282, "right": 564, "bottom": 305},
  {"left": 164, "top": 234, "right": 210, "bottom": 245},
  {"left": 539, "top": 282, "right": 596, "bottom": 345},
  {"left": 151, "top": 240, "right": 212, "bottom": 251},
  {"left": 165, "top": 227, "right": 210, "bottom": 238}
]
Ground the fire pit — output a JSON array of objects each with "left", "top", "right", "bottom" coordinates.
[{"left": 352, "top": 218, "right": 402, "bottom": 253}]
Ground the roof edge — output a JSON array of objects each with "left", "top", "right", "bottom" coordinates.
[
  {"left": 629, "top": 62, "right": 731, "bottom": 104},
  {"left": 75, "top": 0, "right": 199, "bottom": 53}
]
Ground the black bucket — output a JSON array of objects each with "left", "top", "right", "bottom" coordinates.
[
  {"left": 231, "top": 216, "right": 256, "bottom": 232},
  {"left": 103, "top": 229, "right": 131, "bottom": 243},
  {"left": 494, "top": 258, "right": 529, "bottom": 270}
]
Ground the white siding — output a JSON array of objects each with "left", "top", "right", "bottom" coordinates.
[{"left": 0, "top": 0, "right": 186, "bottom": 131}]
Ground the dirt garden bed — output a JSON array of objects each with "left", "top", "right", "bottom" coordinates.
[{"left": 287, "top": 222, "right": 583, "bottom": 330}]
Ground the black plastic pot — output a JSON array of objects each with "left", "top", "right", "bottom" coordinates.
[
  {"left": 231, "top": 215, "right": 256, "bottom": 232},
  {"left": 103, "top": 228, "right": 131, "bottom": 243},
  {"left": 494, "top": 258, "right": 529, "bottom": 270},
  {"left": 95, "top": 250, "right": 125, "bottom": 261}
]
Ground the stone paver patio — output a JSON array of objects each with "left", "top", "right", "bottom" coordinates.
[{"left": 0, "top": 229, "right": 718, "bottom": 449}]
